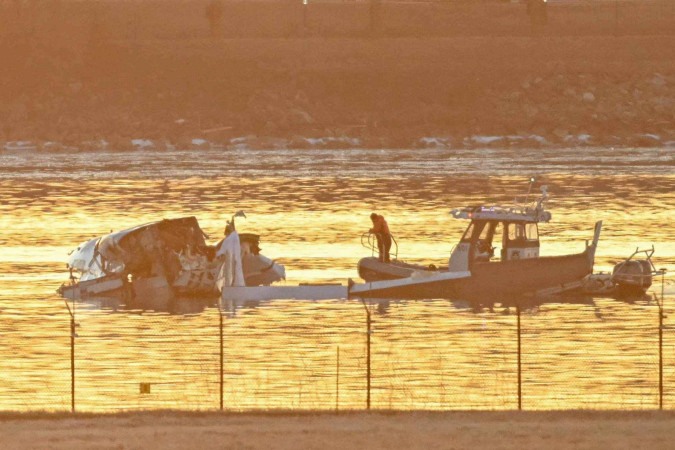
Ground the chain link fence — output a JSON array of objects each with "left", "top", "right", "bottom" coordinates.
[{"left": 1, "top": 284, "right": 672, "bottom": 412}]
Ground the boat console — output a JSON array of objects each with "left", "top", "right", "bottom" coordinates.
[{"left": 448, "top": 186, "right": 551, "bottom": 271}]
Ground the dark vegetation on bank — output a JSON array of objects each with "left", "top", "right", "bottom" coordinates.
[{"left": 1, "top": 0, "right": 674, "bottom": 151}]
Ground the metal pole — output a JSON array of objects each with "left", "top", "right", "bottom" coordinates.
[
  {"left": 71, "top": 314, "right": 75, "bottom": 412},
  {"left": 517, "top": 304, "right": 522, "bottom": 411},
  {"left": 336, "top": 346, "right": 340, "bottom": 412},
  {"left": 220, "top": 306, "right": 224, "bottom": 411},
  {"left": 659, "top": 296, "right": 663, "bottom": 410},
  {"left": 358, "top": 298, "right": 372, "bottom": 410},
  {"left": 64, "top": 299, "right": 76, "bottom": 413},
  {"left": 659, "top": 269, "right": 666, "bottom": 410},
  {"left": 366, "top": 309, "right": 371, "bottom": 410},
  {"left": 524, "top": 177, "right": 535, "bottom": 205}
]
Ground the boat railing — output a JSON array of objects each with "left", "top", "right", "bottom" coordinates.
[{"left": 360, "top": 232, "right": 399, "bottom": 261}]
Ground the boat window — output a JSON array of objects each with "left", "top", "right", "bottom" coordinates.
[
  {"left": 461, "top": 223, "right": 475, "bottom": 242},
  {"left": 492, "top": 222, "right": 504, "bottom": 246},
  {"left": 526, "top": 223, "right": 539, "bottom": 241},
  {"left": 479, "top": 223, "right": 491, "bottom": 241},
  {"left": 508, "top": 223, "right": 526, "bottom": 241}
]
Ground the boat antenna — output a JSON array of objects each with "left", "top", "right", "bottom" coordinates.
[{"left": 524, "top": 177, "right": 536, "bottom": 205}]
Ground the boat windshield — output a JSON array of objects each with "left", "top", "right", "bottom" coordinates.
[
  {"left": 491, "top": 221, "right": 504, "bottom": 248},
  {"left": 461, "top": 222, "right": 475, "bottom": 242},
  {"left": 507, "top": 222, "right": 539, "bottom": 243},
  {"left": 461, "top": 220, "right": 504, "bottom": 244}
]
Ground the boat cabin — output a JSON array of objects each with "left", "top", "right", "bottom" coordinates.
[{"left": 448, "top": 187, "right": 552, "bottom": 272}]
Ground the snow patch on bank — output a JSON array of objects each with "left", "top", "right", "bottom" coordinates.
[
  {"left": 303, "top": 136, "right": 361, "bottom": 147},
  {"left": 131, "top": 139, "right": 154, "bottom": 150},
  {"left": 4, "top": 141, "right": 38, "bottom": 151},
  {"left": 1, "top": 132, "right": 671, "bottom": 153},
  {"left": 416, "top": 137, "right": 453, "bottom": 148}
]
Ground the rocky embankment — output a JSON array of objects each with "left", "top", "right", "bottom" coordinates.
[
  {"left": 482, "top": 71, "right": 675, "bottom": 148},
  {"left": 1, "top": 35, "right": 674, "bottom": 152}
]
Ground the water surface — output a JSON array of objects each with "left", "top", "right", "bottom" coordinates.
[{"left": 0, "top": 147, "right": 673, "bottom": 411}]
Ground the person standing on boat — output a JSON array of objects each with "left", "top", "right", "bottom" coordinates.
[{"left": 369, "top": 213, "right": 392, "bottom": 263}]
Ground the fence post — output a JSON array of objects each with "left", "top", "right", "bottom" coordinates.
[
  {"left": 219, "top": 303, "right": 224, "bottom": 411},
  {"left": 64, "top": 300, "right": 75, "bottom": 413},
  {"left": 658, "top": 269, "right": 667, "bottom": 410},
  {"left": 70, "top": 314, "right": 75, "bottom": 412},
  {"left": 659, "top": 294, "right": 663, "bottom": 410},
  {"left": 336, "top": 345, "right": 340, "bottom": 412},
  {"left": 361, "top": 299, "right": 372, "bottom": 410},
  {"left": 367, "top": 308, "right": 372, "bottom": 410},
  {"left": 517, "top": 304, "right": 522, "bottom": 411}
]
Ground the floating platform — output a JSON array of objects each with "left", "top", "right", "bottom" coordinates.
[{"left": 220, "top": 283, "right": 348, "bottom": 302}]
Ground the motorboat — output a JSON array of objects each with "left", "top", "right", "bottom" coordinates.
[
  {"left": 58, "top": 213, "right": 286, "bottom": 301},
  {"left": 351, "top": 185, "right": 604, "bottom": 300}
]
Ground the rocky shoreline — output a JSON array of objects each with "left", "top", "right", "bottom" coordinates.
[
  {"left": 3, "top": 56, "right": 672, "bottom": 152},
  {"left": 2, "top": 130, "right": 673, "bottom": 154},
  {"left": 2, "top": 3, "right": 674, "bottom": 152}
]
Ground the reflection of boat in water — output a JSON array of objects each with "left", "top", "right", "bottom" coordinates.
[
  {"left": 58, "top": 213, "right": 286, "bottom": 301},
  {"left": 73, "top": 294, "right": 216, "bottom": 315},
  {"left": 351, "top": 184, "right": 602, "bottom": 300}
]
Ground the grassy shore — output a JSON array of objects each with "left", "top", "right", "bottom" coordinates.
[{"left": 3, "top": 410, "right": 675, "bottom": 449}]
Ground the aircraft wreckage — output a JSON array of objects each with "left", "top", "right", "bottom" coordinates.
[{"left": 59, "top": 213, "right": 288, "bottom": 301}]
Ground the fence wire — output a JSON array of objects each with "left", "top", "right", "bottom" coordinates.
[{"left": 0, "top": 290, "right": 673, "bottom": 412}]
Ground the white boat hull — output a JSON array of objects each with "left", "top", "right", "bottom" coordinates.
[
  {"left": 348, "top": 270, "right": 472, "bottom": 299},
  {"left": 221, "top": 284, "right": 348, "bottom": 302}
]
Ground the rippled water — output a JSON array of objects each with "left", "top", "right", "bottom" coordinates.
[{"left": 0, "top": 147, "right": 673, "bottom": 411}]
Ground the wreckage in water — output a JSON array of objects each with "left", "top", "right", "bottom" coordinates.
[
  {"left": 58, "top": 193, "right": 658, "bottom": 304},
  {"left": 58, "top": 215, "right": 286, "bottom": 300}
]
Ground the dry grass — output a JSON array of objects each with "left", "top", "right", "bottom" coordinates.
[{"left": 3, "top": 410, "right": 675, "bottom": 449}]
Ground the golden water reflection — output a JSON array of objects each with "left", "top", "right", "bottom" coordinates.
[{"left": 0, "top": 149, "right": 673, "bottom": 411}]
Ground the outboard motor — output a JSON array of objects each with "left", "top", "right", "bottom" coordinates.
[{"left": 612, "top": 259, "right": 653, "bottom": 295}]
